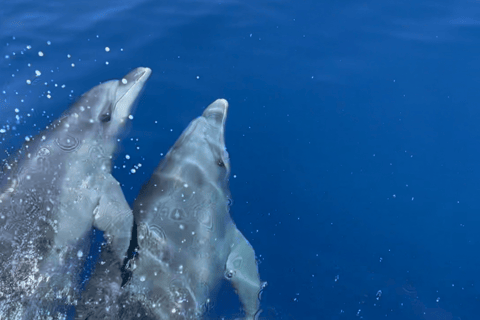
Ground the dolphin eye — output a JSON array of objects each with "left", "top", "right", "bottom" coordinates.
[
  {"left": 99, "top": 113, "right": 111, "bottom": 123},
  {"left": 224, "top": 269, "right": 235, "bottom": 279},
  {"left": 217, "top": 159, "right": 225, "bottom": 167}
]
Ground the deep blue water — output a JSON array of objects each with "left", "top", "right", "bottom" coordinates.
[{"left": 2, "top": 0, "right": 480, "bottom": 319}]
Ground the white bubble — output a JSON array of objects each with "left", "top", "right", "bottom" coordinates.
[
  {"left": 131, "top": 168, "right": 136, "bottom": 174},
  {"left": 71, "top": 63, "right": 75, "bottom": 67},
  {"left": 122, "top": 78, "right": 127, "bottom": 84},
  {"left": 140, "top": 276, "right": 145, "bottom": 282},
  {"left": 47, "top": 41, "right": 51, "bottom": 45},
  {"left": 105, "top": 61, "right": 109, "bottom": 65},
  {"left": 26, "top": 79, "right": 31, "bottom": 85},
  {"left": 128, "top": 115, "right": 134, "bottom": 120},
  {"left": 125, "top": 155, "right": 130, "bottom": 160},
  {"left": 14, "top": 108, "right": 19, "bottom": 113},
  {"left": 38, "top": 51, "right": 44, "bottom": 57},
  {"left": 105, "top": 47, "right": 110, "bottom": 52},
  {"left": 77, "top": 250, "right": 83, "bottom": 258},
  {"left": 35, "top": 70, "right": 41, "bottom": 76},
  {"left": 26, "top": 45, "right": 32, "bottom": 50},
  {"left": 67, "top": 54, "right": 71, "bottom": 58}
]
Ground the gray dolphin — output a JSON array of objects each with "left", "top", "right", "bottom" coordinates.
[
  {"left": 0, "top": 67, "right": 151, "bottom": 319},
  {"left": 119, "top": 99, "right": 265, "bottom": 320}
]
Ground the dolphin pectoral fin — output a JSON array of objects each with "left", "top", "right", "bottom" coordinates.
[
  {"left": 78, "top": 175, "right": 132, "bottom": 319},
  {"left": 93, "top": 174, "right": 133, "bottom": 261},
  {"left": 226, "top": 228, "right": 264, "bottom": 320}
]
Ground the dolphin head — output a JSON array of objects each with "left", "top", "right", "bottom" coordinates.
[
  {"left": 37, "top": 67, "right": 152, "bottom": 163},
  {"left": 165, "top": 99, "right": 230, "bottom": 185},
  {"left": 67, "top": 67, "right": 151, "bottom": 140},
  {"left": 0, "top": 67, "right": 151, "bottom": 188}
]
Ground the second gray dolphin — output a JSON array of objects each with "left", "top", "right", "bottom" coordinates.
[
  {"left": 0, "top": 67, "right": 151, "bottom": 319},
  {"left": 119, "top": 99, "right": 265, "bottom": 320}
]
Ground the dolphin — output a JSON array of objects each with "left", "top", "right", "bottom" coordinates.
[
  {"left": 0, "top": 67, "right": 151, "bottom": 319},
  {"left": 117, "top": 99, "right": 265, "bottom": 320}
]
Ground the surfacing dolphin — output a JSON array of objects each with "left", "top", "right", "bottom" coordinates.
[
  {"left": 119, "top": 99, "right": 265, "bottom": 320},
  {"left": 0, "top": 67, "right": 151, "bottom": 319}
]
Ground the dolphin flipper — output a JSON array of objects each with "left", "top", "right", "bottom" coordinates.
[
  {"left": 93, "top": 174, "right": 133, "bottom": 261},
  {"left": 226, "top": 228, "right": 264, "bottom": 320},
  {"left": 76, "top": 174, "right": 133, "bottom": 320}
]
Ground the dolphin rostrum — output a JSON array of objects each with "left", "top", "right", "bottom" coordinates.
[
  {"left": 0, "top": 67, "right": 151, "bottom": 319},
  {"left": 118, "top": 99, "right": 265, "bottom": 320}
]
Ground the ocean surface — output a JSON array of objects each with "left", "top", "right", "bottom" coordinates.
[{"left": 1, "top": 0, "right": 480, "bottom": 319}]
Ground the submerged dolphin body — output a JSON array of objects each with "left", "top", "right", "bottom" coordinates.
[
  {"left": 119, "top": 99, "right": 265, "bottom": 319},
  {"left": 0, "top": 67, "right": 151, "bottom": 319}
]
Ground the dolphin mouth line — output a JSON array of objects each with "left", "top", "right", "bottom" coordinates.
[{"left": 115, "top": 69, "right": 150, "bottom": 104}]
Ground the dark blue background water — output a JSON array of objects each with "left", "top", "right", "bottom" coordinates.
[{"left": 1, "top": 1, "right": 480, "bottom": 319}]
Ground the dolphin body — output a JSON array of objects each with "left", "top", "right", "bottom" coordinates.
[
  {"left": 0, "top": 67, "right": 151, "bottom": 319},
  {"left": 118, "top": 99, "right": 265, "bottom": 320}
]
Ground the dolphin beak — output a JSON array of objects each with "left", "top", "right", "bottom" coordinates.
[
  {"left": 202, "top": 98, "right": 229, "bottom": 130},
  {"left": 113, "top": 67, "right": 152, "bottom": 123},
  {"left": 202, "top": 99, "right": 230, "bottom": 172}
]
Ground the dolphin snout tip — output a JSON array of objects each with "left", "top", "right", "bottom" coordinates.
[
  {"left": 216, "top": 98, "right": 228, "bottom": 106},
  {"left": 134, "top": 67, "right": 152, "bottom": 80},
  {"left": 215, "top": 98, "right": 229, "bottom": 111},
  {"left": 203, "top": 99, "right": 229, "bottom": 117}
]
